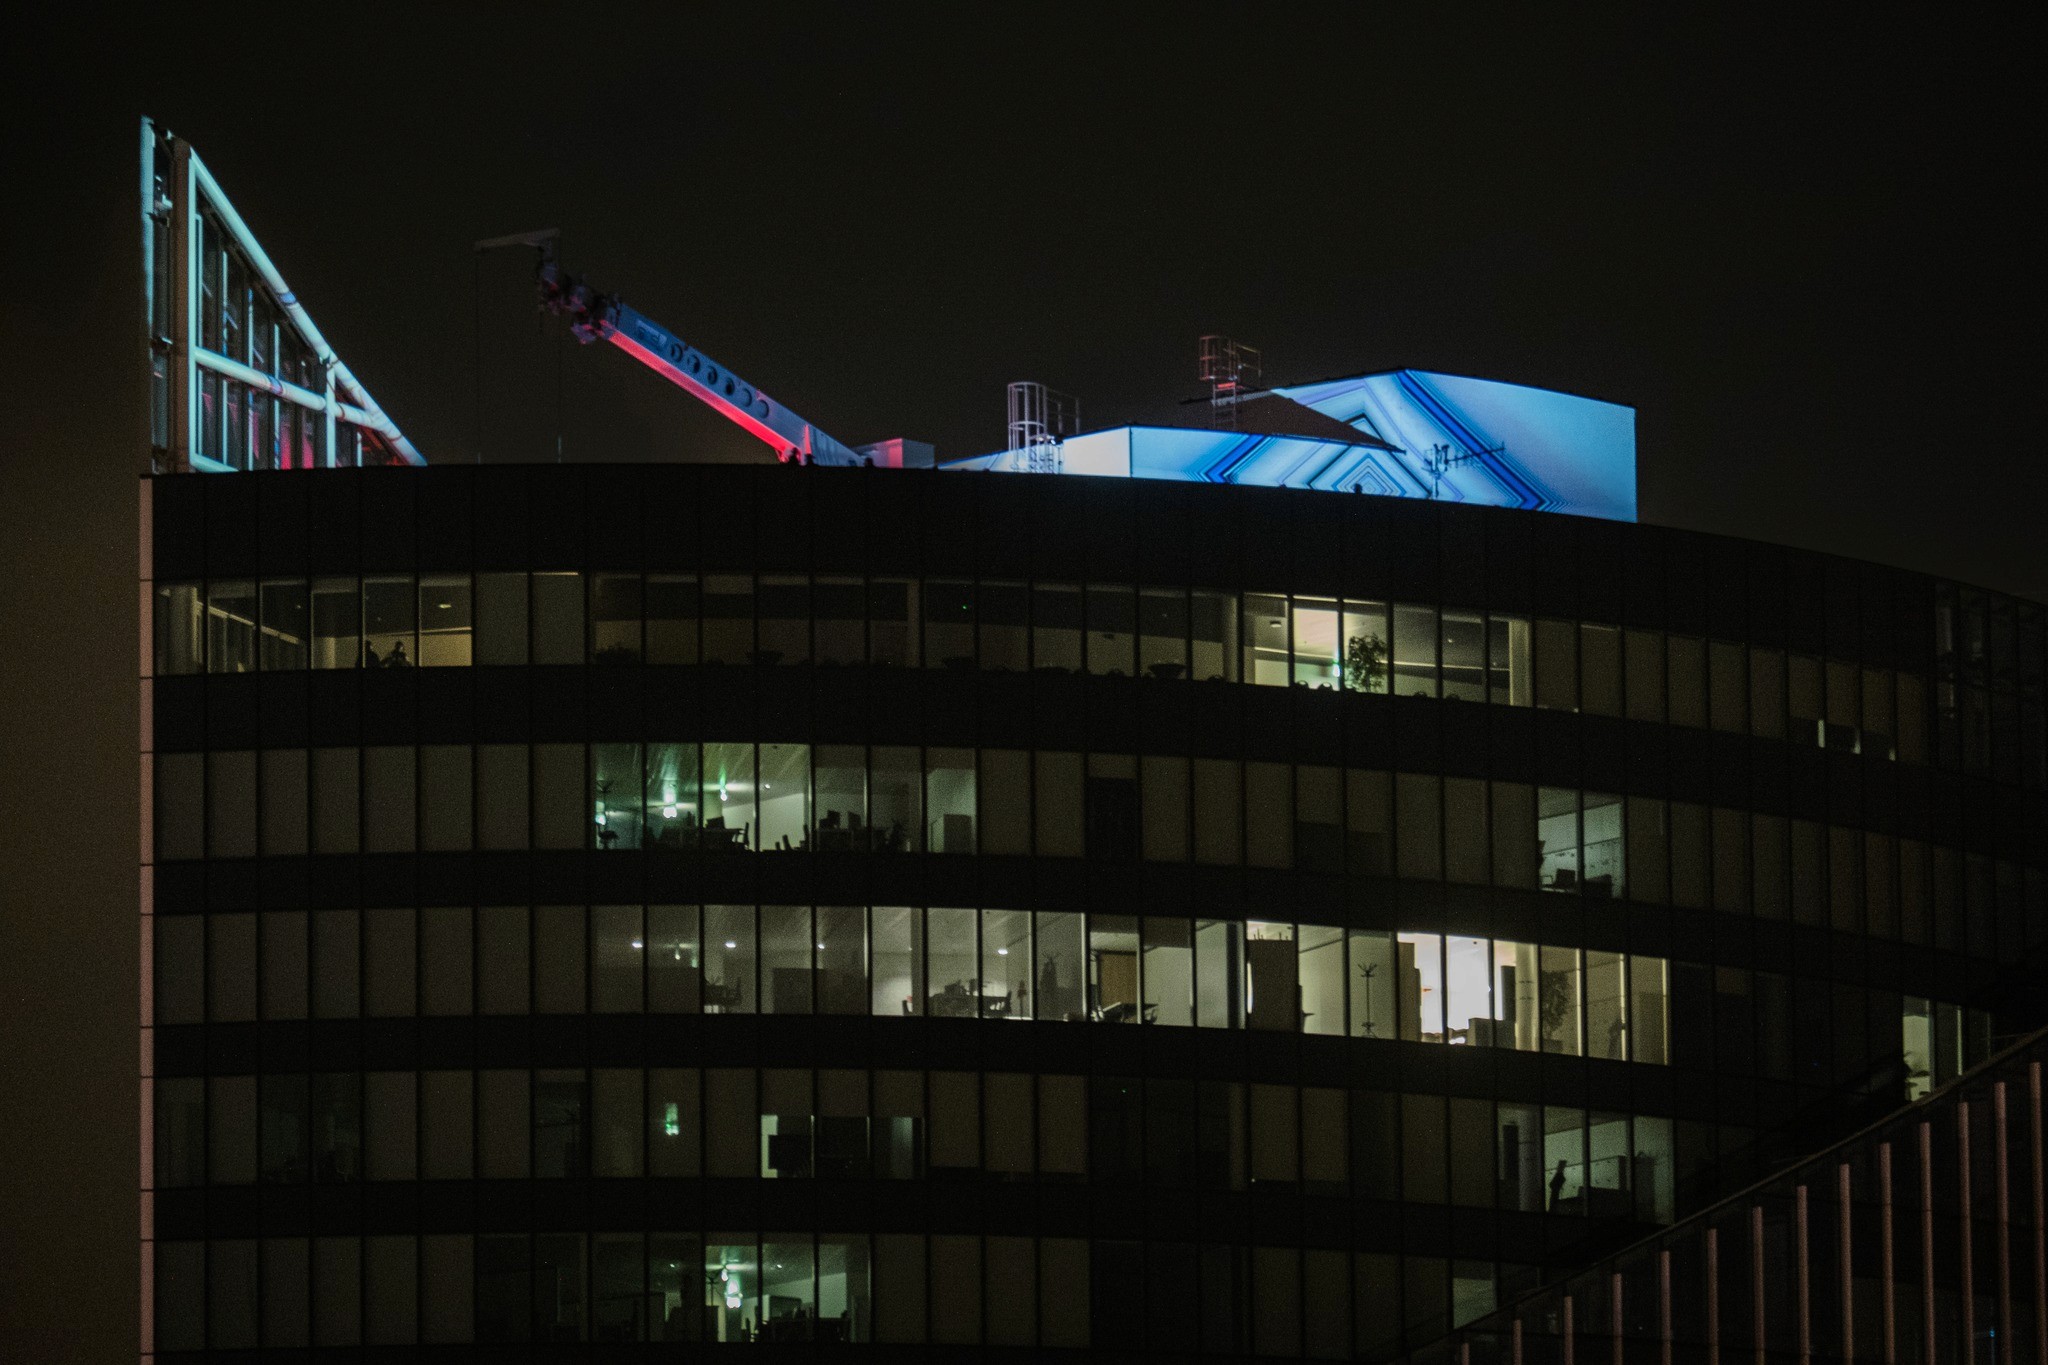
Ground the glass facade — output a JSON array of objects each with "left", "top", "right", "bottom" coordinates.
[
  {"left": 141, "top": 465, "right": 2048, "bottom": 1360},
  {"left": 149, "top": 566, "right": 2048, "bottom": 784}
]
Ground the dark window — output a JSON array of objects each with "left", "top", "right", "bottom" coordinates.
[
  {"left": 1090, "top": 1076, "right": 1144, "bottom": 1183},
  {"left": 1086, "top": 774, "right": 1140, "bottom": 861}
]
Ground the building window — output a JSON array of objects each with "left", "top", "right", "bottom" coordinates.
[
  {"left": 924, "top": 580, "right": 975, "bottom": 670},
  {"left": 154, "top": 583, "right": 203, "bottom": 675},
  {"left": 474, "top": 572, "right": 529, "bottom": 666},
  {"left": 1392, "top": 603, "right": 1439, "bottom": 698},
  {"left": 868, "top": 579, "right": 918, "bottom": 667},
  {"left": 258, "top": 579, "right": 309, "bottom": 670},
  {"left": 206, "top": 579, "right": 257, "bottom": 673},
  {"left": 1033, "top": 583, "right": 1083, "bottom": 672},
  {"left": 1090, "top": 915, "right": 1141, "bottom": 1023},
  {"left": 532, "top": 572, "right": 584, "bottom": 665},
  {"left": 1143, "top": 917, "right": 1195, "bottom": 1027},
  {"left": 814, "top": 576, "right": 864, "bottom": 665},
  {"left": 1293, "top": 596, "right": 1341, "bottom": 689},
  {"left": 1086, "top": 584, "right": 1137, "bottom": 677},
  {"left": 1579, "top": 624, "right": 1622, "bottom": 716},
  {"left": 589, "top": 573, "right": 643, "bottom": 667},
  {"left": 872, "top": 906, "right": 923, "bottom": 1017},
  {"left": 978, "top": 582, "right": 1029, "bottom": 671},
  {"left": 646, "top": 573, "right": 699, "bottom": 664},
  {"left": 925, "top": 748, "right": 976, "bottom": 853},
  {"left": 1192, "top": 589, "right": 1238, "bottom": 682},
  {"left": 809, "top": 745, "right": 863, "bottom": 850},
  {"left": 758, "top": 576, "right": 810, "bottom": 665},
  {"left": 1298, "top": 924, "right": 1345, "bottom": 1036},
  {"left": 1139, "top": 587, "right": 1190, "bottom": 680},
  {"left": 983, "top": 909, "right": 1032, "bottom": 1018},
  {"left": 1441, "top": 609, "right": 1486, "bottom": 701},
  {"left": 419, "top": 574, "right": 472, "bottom": 666},
  {"left": 361, "top": 575, "right": 415, "bottom": 668}
]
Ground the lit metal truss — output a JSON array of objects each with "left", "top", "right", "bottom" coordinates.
[{"left": 142, "top": 118, "right": 423, "bottom": 473}]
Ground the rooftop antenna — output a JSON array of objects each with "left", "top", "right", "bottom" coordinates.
[
  {"left": 1198, "top": 335, "right": 1260, "bottom": 430},
  {"left": 1420, "top": 440, "right": 1500, "bottom": 500},
  {"left": 1007, "top": 381, "right": 1080, "bottom": 474}
]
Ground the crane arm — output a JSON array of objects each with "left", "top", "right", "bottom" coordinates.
[{"left": 528, "top": 244, "right": 864, "bottom": 465}]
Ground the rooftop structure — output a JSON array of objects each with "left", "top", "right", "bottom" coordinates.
[
  {"left": 142, "top": 124, "right": 1632, "bottom": 523},
  {"left": 948, "top": 370, "right": 1637, "bottom": 522},
  {"left": 142, "top": 121, "right": 423, "bottom": 474}
]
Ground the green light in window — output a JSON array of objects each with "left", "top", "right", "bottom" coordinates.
[{"left": 664, "top": 1102, "right": 680, "bottom": 1138}]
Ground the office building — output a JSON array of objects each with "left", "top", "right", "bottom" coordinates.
[{"left": 139, "top": 122, "right": 2048, "bottom": 1361}]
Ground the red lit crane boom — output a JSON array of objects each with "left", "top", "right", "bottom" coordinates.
[{"left": 481, "top": 229, "right": 866, "bottom": 466}]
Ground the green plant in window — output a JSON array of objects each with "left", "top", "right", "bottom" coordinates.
[
  {"left": 1540, "top": 969, "right": 1573, "bottom": 1052},
  {"left": 1343, "top": 633, "right": 1389, "bottom": 693}
]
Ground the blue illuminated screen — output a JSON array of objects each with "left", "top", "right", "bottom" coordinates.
[{"left": 948, "top": 370, "right": 1636, "bottom": 522}]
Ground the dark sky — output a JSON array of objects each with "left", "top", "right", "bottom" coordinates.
[{"left": 0, "top": 8, "right": 2039, "bottom": 1358}]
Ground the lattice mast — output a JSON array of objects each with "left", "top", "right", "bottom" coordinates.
[{"left": 1198, "top": 334, "right": 1261, "bottom": 430}]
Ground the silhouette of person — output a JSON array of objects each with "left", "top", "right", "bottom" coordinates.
[
  {"left": 1037, "top": 957, "right": 1058, "bottom": 1011},
  {"left": 363, "top": 640, "right": 381, "bottom": 667},
  {"left": 1549, "top": 1159, "right": 1569, "bottom": 1211},
  {"left": 385, "top": 639, "right": 410, "bottom": 667}
]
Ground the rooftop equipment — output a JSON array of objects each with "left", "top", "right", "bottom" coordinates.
[
  {"left": 1005, "top": 381, "right": 1080, "bottom": 474},
  {"left": 1197, "top": 334, "right": 1261, "bottom": 430},
  {"left": 478, "top": 231, "right": 915, "bottom": 467}
]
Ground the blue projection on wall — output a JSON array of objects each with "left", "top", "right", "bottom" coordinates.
[{"left": 947, "top": 370, "right": 1637, "bottom": 522}]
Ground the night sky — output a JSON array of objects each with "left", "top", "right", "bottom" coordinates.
[{"left": 0, "top": 8, "right": 2039, "bottom": 1358}]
